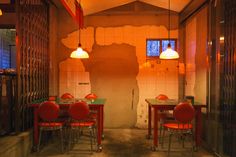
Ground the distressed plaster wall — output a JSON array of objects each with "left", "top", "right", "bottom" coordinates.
[
  {"left": 195, "top": 7, "right": 207, "bottom": 105},
  {"left": 56, "top": 3, "right": 179, "bottom": 128},
  {"left": 185, "top": 18, "right": 196, "bottom": 96},
  {"left": 59, "top": 58, "right": 91, "bottom": 98},
  {"left": 185, "top": 7, "right": 207, "bottom": 108},
  {"left": 60, "top": 25, "right": 179, "bottom": 128}
]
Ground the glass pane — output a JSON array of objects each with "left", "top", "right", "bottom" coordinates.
[
  {"left": 162, "top": 40, "right": 176, "bottom": 51},
  {"left": 0, "top": 29, "right": 15, "bottom": 69},
  {"left": 146, "top": 40, "right": 160, "bottom": 57}
]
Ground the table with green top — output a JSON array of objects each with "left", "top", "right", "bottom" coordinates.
[
  {"left": 145, "top": 98, "right": 205, "bottom": 151},
  {"left": 30, "top": 98, "right": 106, "bottom": 151}
]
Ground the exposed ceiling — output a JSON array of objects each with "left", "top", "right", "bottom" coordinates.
[{"left": 55, "top": 0, "right": 191, "bottom": 16}]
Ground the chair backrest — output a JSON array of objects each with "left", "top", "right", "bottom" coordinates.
[
  {"left": 68, "top": 101, "right": 90, "bottom": 120},
  {"left": 61, "top": 93, "right": 74, "bottom": 99},
  {"left": 48, "top": 96, "right": 57, "bottom": 101},
  {"left": 156, "top": 94, "right": 169, "bottom": 100},
  {"left": 38, "top": 101, "right": 59, "bottom": 121},
  {"left": 85, "top": 93, "right": 97, "bottom": 100},
  {"left": 173, "top": 102, "right": 195, "bottom": 123}
]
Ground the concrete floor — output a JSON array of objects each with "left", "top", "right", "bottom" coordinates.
[{"left": 29, "top": 129, "right": 215, "bottom": 157}]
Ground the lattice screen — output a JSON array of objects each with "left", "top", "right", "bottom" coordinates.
[
  {"left": 221, "top": 0, "right": 236, "bottom": 156},
  {"left": 16, "top": 0, "right": 49, "bottom": 131}
]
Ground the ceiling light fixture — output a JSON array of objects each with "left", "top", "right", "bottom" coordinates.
[
  {"left": 159, "top": 0, "right": 179, "bottom": 60},
  {"left": 70, "top": 0, "right": 89, "bottom": 59}
]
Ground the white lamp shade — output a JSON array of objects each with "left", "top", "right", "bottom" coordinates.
[
  {"left": 0, "top": 9, "right": 2, "bottom": 16},
  {"left": 160, "top": 47, "right": 179, "bottom": 59},
  {"left": 70, "top": 46, "right": 89, "bottom": 59}
]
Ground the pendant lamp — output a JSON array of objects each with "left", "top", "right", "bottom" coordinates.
[
  {"left": 159, "top": 0, "right": 179, "bottom": 60},
  {"left": 70, "top": 0, "right": 89, "bottom": 59}
]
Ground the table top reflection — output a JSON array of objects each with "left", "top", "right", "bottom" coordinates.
[
  {"left": 145, "top": 98, "right": 205, "bottom": 107},
  {"left": 57, "top": 98, "right": 106, "bottom": 105},
  {"left": 31, "top": 98, "right": 106, "bottom": 105}
]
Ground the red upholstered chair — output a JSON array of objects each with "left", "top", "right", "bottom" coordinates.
[
  {"left": 60, "top": 93, "right": 74, "bottom": 120},
  {"left": 61, "top": 93, "right": 74, "bottom": 99},
  {"left": 163, "top": 102, "right": 195, "bottom": 157},
  {"left": 156, "top": 94, "right": 169, "bottom": 100},
  {"left": 68, "top": 101, "right": 97, "bottom": 152},
  {"left": 48, "top": 96, "right": 57, "bottom": 101},
  {"left": 85, "top": 93, "right": 98, "bottom": 119},
  {"left": 38, "top": 101, "right": 64, "bottom": 152},
  {"left": 156, "top": 94, "right": 174, "bottom": 143},
  {"left": 85, "top": 93, "right": 97, "bottom": 101}
]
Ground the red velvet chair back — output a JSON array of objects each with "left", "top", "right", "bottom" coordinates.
[
  {"left": 61, "top": 93, "right": 74, "bottom": 99},
  {"left": 68, "top": 101, "right": 90, "bottom": 120},
  {"left": 174, "top": 102, "right": 195, "bottom": 123},
  {"left": 156, "top": 94, "right": 169, "bottom": 100},
  {"left": 38, "top": 101, "right": 59, "bottom": 121},
  {"left": 48, "top": 96, "right": 57, "bottom": 101},
  {"left": 85, "top": 93, "right": 97, "bottom": 100}
]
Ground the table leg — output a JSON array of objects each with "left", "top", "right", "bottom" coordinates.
[
  {"left": 101, "top": 106, "right": 104, "bottom": 139},
  {"left": 195, "top": 107, "right": 202, "bottom": 148},
  {"left": 152, "top": 108, "right": 158, "bottom": 151},
  {"left": 147, "top": 104, "right": 152, "bottom": 139},
  {"left": 96, "top": 106, "right": 103, "bottom": 151}
]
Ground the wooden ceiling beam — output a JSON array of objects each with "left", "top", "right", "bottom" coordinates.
[{"left": 180, "top": 0, "right": 208, "bottom": 23}]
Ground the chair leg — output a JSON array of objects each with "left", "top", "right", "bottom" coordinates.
[
  {"left": 64, "top": 126, "right": 68, "bottom": 145},
  {"left": 182, "top": 133, "right": 185, "bottom": 148},
  {"left": 161, "top": 127, "right": 166, "bottom": 148},
  {"left": 75, "top": 128, "right": 79, "bottom": 143},
  {"left": 89, "top": 127, "right": 94, "bottom": 153},
  {"left": 38, "top": 128, "right": 42, "bottom": 152},
  {"left": 69, "top": 128, "right": 72, "bottom": 150},
  {"left": 167, "top": 133, "right": 172, "bottom": 157},
  {"left": 191, "top": 132, "right": 195, "bottom": 157},
  {"left": 159, "top": 123, "right": 162, "bottom": 144},
  {"left": 92, "top": 125, "right": 97, "bottom": 144},
  {"left": 60, "top": 128, "right": 64, "bottom": 153}
]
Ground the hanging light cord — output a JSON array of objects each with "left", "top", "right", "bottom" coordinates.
[
  {"left": 168, "top": 0, "right": 170, "bottom": 44},
  {"left": 78, "top": 0, "right": 81, "bottom": 46},
  {"left": 78, "top": 27, "right": 81, "bottom": 46}
]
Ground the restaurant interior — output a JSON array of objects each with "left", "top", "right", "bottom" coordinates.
[{"left": 0, "top": 0, "right": 235, "bottom": 157}]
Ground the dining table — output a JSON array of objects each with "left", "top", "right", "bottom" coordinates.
[
  {"left": 145, "top": 98, "right": 205, "bottom": 151},
  {"left": 29, "top": 98, "right": 106, "bottom": 152}
]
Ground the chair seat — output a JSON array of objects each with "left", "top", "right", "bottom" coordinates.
[
  {"left": 163, "top": 123, "right": 193, "bottom": 130},
  {"left": 39, "top": 122, "right": 63, "bottom": 127},
  {"left": 70, "top": 121, "right": 95, "bottom": 127}
]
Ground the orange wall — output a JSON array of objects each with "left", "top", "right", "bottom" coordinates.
[{"left": 54, "top": 8, "right": 179, "bottom": 128}]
